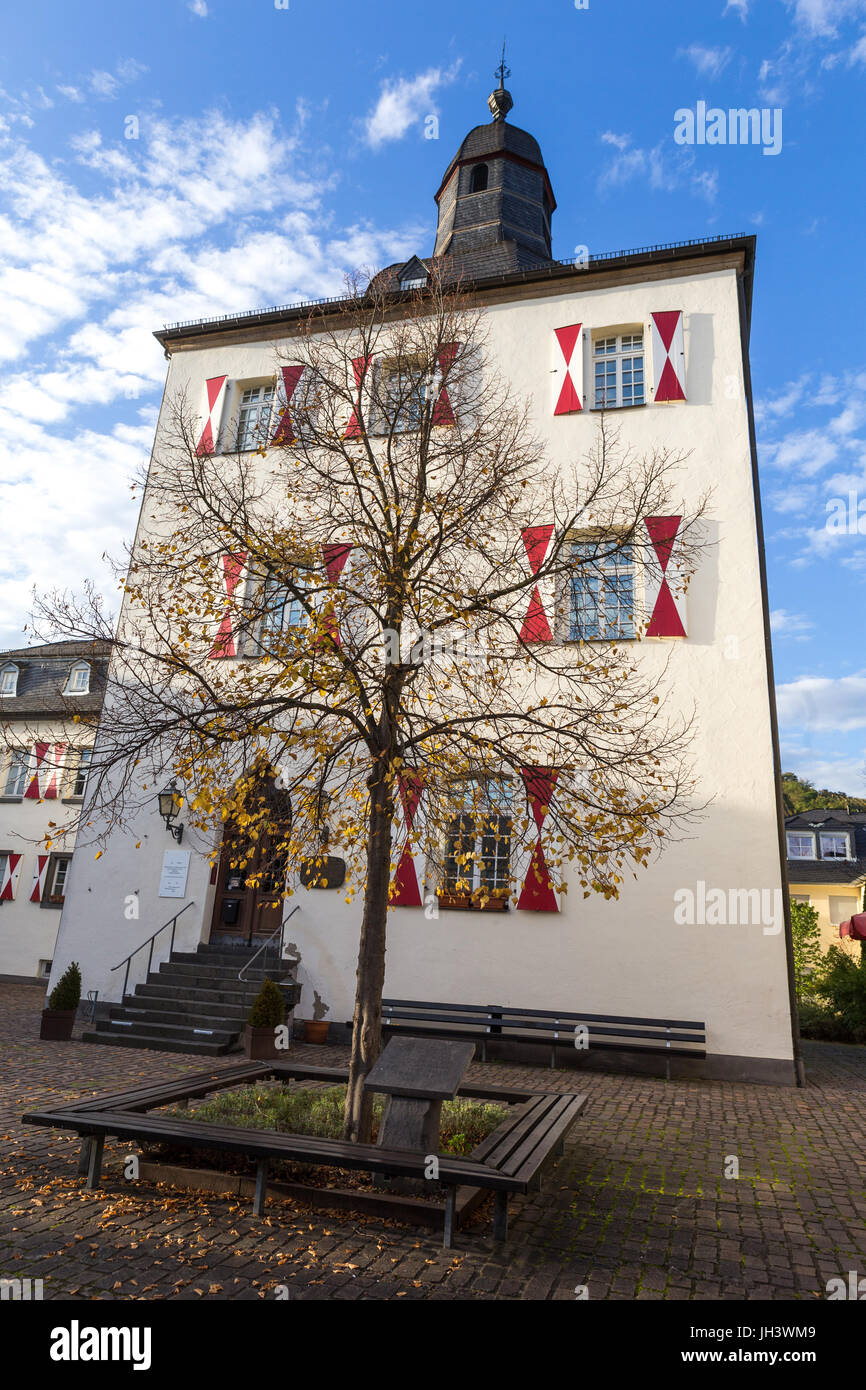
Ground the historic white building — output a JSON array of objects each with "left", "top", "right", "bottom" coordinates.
[
  {"left": 0, "top": 640, "right": 108, "bottom": 982},
  {"left": 50, "top": 83, "right": 799, "bottom": 1082}
]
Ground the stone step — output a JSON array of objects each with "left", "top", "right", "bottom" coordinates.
[
  {"left": 92, "top": 1016, "right": 238, "bottom": 1046},
  {"left": 133, "top": 981, "right": 274, "bottom": 1008},
  {"left": 82, "top": 1031, "right": 236, "bottom": 1056},
  {"left": 120, "top": 994, "right": 252, "bottom": 1022}
]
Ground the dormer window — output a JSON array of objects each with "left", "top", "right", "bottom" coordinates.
[
  {"left": 0, "top": 664, "right": 18, "bottom": 697},
  {"left": 470, "top": 163, "right": 488, "bottom": 193},
  {"left": 398, "top": 257, "right": 428, "bottom": 292},
  {"left": 65, "top": 662, "right": 90, "bottom": 695},
  {"left": 786, "top": 832, "right": 816, "bottom": 860},
  {"left": 820, "top": 831, "right": 851, "bottom": 861}
]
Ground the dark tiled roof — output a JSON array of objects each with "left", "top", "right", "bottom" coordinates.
[
  {"left": 785, "top": 810, "right": 866, "bottom": 885},
  {"left": 0, "top": 639, "right": 110, "bottom": 719}
]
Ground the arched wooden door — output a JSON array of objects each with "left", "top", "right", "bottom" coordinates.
[{"left": 208, "top": 785, "right": 292, "bottom": 946}]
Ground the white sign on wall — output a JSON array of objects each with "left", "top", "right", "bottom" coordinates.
[{"left": 158, "top": 850, "right": 190, "bottom": 899}]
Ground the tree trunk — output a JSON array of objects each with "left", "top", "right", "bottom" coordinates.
[{"left": 342, "top": 771, "right": 394, "bottom": 1143}]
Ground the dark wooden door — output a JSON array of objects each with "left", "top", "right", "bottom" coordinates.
[{"left": 209, "top": 829, "right": 289, "bottom": 945}]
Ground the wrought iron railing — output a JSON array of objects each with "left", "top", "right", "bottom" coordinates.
[{"left": 110, "top": 902, "right": 195, "bottom": 998}]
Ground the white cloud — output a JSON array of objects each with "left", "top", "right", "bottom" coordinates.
[
  {"left": 678, "top": 44, "right": 734, "bottom": 77},
  {"left": 597, "top": 134, "right": 718, "bottom": 204},
  {"left": 785, "top": 0, "right": 866, "bottom": 35},
  {"left": 771, "top": 609, "right": 815, "bottom": 638},
  {"left": 777, "top": 672, "right": 866, "bottom": 733},
  {"left": 363, "top": 66, "right": 459, "bottom": 148},
  {"left": 724, "top": 0, "right": 749, "bottom": 18},
  {"left": 189, "top": 0, "right": 209, "bottom": 14}
]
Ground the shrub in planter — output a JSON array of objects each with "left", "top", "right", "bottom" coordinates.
[
  {"left": 245, "top": 977, "right": 287, "bottom": 1059},
  {"left": 40, "top": 962, "right": 82, "bottom": 1041}
]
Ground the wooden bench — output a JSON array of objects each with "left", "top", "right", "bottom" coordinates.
[
  {"left": 382, "top": 998, "right": 706, "bottom": 1078},
  {"left": 23, "top": 1070, "right": 587, "bottom": 1247}
]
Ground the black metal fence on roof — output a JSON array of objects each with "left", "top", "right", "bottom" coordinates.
[{"left": 159, "top": 233, "right": 750, "bottom": 335}]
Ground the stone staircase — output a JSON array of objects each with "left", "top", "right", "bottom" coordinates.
[{"left": 82, "top": 942, "right": 300, "bottom": 1056}]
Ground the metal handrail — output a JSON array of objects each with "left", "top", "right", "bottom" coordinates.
[
  {"left": 238, "top": 905, "right": 300, "bottom": 981},
  {"left": 110, "top": 902, "right": 195, "bottom": 998}
]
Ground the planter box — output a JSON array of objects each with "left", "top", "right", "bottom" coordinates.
[
  {"left": 436, "top": 894, "right": 509, "bottom": 912},
  {"left": 39, "top": 1008, "right": 76, "bottom": 1041},
  {"left": 244, "top": 1025, "right": 284, "bottom": 1060}
]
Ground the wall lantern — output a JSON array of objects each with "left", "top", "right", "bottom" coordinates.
[{"left": 158, "top": 781, "right": 184, "bottom": 844}]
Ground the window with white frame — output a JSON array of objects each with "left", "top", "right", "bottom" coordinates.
[
  {"left": 786, "top": 832, "right": 816, "bottom": 860},
  {"left": 64, "top": 662, "right": 90, "bottom": 695},
  {"left": 381, "top": 359, "right": 429, "bottom": 433},
  {"left": 830, "top": 895, "right": 859, "bottom": 926},
  {"left": 258, "top": 573, "right": 306, "bottom": 649},
  {"left": 820, "top": 831, "right": 851, "bottom": 860},
  {"left": 442, "top": 779, "right": 512, "bottom": 900},
  {"left": 592, "top": 332, "right": 645, "bottom": 409},
  {"left": 43, "top": 853, "right": 72, "bottom": 907},
  {"left": 236, "top": 383, "right": 275, "bottom": 451},
  {"left": 569, "top": 539, "right": 635, "bottom": 640},
  {"left": 0, "top": 664, "right": 18, "bottom": 697},
  {"left": 3, "top": 750, "right": 29, "bottom": 798},
  {"left": 70, "top": 748, "right": 92, "bottom": 799}
]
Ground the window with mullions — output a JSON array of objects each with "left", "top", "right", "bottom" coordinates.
[
  {"left": 381, "top": 360, "right": 429, "bottom": 433},
  {"left": 3, "top": 750, "right": 29, "bottom": 798},
  {"left": 258, "top": 574, "right": 306, "bottom": 648},
  {"left": 442, "top": 780, "right": 512, "bottom": 902},
  {"left": 236, "top": 383, "right": 275, "bottom": 451},
  {"left": 593, "top": 333, "right": 645, "bottom": 409},
  {"left": 820, "top": 832, "right": 851, "bottom": 860},
  {"left": 569, "top": 541, "right": 635, "bottom": 640},
  {"left": 70, "top": 749, "right": 92, "bottom": 799}
]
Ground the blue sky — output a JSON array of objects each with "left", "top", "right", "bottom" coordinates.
[{"left": 1, "top": 0, "right": 864, "bottom": 791}]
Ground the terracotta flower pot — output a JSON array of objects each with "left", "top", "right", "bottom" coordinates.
[
  {"left": 303, "top": 1019, "right": 329, "bottom": 1045},
  {"left": 39, "top": 1008, "right": 75, "bottom": 1041}
]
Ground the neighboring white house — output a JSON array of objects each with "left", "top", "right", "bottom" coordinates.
[
  {"left": 0, "top": 640, "right": 109, "bottom": 982},
  {"left": 49, "top": 82, "right": 799, "bottom": 1082}
]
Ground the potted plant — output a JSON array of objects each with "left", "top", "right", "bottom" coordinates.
[
  {"left": 40, "top": 962, "right": 82, "bottom": 1040},
  {"left": 303, "top": 990, "right": 330, "bottom": 1045},
  {"left": 245, "top": 978, "right": 286, "bottom": 1060}
]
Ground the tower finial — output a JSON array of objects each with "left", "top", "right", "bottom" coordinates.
[{"left": 488, "top": 37, "right": 513, "bottom": 122}]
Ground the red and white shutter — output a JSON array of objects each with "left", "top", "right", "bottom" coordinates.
[
  {"left": 516, "top": 768, "right": 559, "bottom": 912},
  {"left": 389, "top": 772, "right": 424, "bottom": 907},
  {"left": 30, "top": 854, "right": 49, "bottom": 903},
  {"left": 42, "top": 744, "right": 66, "bottom": 799},
  {"left": 431, "top": 342, "right": 461, "bottom": 426},
  {"left": 643, "top": 516, "right": 687, "bottom": 638},
  {"left": 195, "top": 374, "right": 229, "bottom": 456},
  {"left": 0, "top": 853, "right": 22, "bottom": 902},
  {"left": 519, "top": 525, "right": 555, "bottom": 643},
  {"left": 344, "top": 356, "right": 372, "bottom": 438},
  {"left": 209, "top": 552, "right": 248, "bottom": 659},
  {"left": 552, "top": 324, "right": 583, "bottom": 415},
  {"left": 24, "top": 744, "right": 48, "bottom": 799},
  {"left": 650, "top": 312, "right": 686, "bottom": 403},
  {"left": 319, "top": 541, "right": 353, "bottom": 646},
  {"left": 271, "top": 365, "right": 305, "bottom": 445}
]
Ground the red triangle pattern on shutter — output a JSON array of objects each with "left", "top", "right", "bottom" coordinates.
[
  {"left": 272, "top": 365, "right": 305, "bottom": 445},
  {"left": 42, "top": 744, "right": 66, "bottom": 799},
  {"left": 319, "top": 542, "right": 353, "bottom": 646},
  {"left": 24, "top": 743, "right": 48, "bottom": 799},
  {"left": 389, "top": 772, "right": 424, "bottom": 907},
  {"left": 651, "top": 312, "right": 686, "bottom": 403},
  {"left": 209, "top": 552, "right": 247, "bottom": 659},
  {"left": 195, "top": 375, "right": 228, "bottom": 456},
  {"left": 431, "top": 342, "right": 461, "bottom": 425},
  {"left": 516, "top": 768, "right": 559, "bottom": 911},
  {"left": 30, "top": 854, "right": 49, "bottom": 903},
  {"left": 344, "top": 356, "right": 371, "bottom": 438},
  {"left": 0, "top": 853, "right": 22, "bottom": 901},
  {"left": 644, "top": 516, "right": 686, "bottom": 638},
  {"left": 554, "top": 324, "right": 582, "bottom": 415},
  {"left": 519, "top": 525, "right": 554, "bottom": 642}
]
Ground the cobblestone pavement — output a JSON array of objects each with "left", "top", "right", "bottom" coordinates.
[{"left": 1, "top": 982, "right": 864, "bottom": 1301}]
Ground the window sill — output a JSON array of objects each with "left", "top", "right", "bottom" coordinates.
[
  {"left": 39, "top": 900, "right": 64, "bottom": 910},
  {"left": 589, "top": 402, "right": 647, "bottom": 413},
  {"left": 61, "top": 797, "right": 84, "bottom": 805},
  {"left": 0, "top": 795, "right": 23, "bottom": 803},
  {"left": 437, "top": 893, "right": 510, "bottom": 913}
]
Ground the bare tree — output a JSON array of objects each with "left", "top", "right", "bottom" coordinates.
[{"left": 31, "top": 269, "right": 705, "bottom": 1141}]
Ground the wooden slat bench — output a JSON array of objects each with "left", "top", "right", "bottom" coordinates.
[
  {"left": 23, "top": 1080, "right": 587, "bottom": 1247},
  {"left": 382, "top": 998, "right": 706, "bottom": 1077}
]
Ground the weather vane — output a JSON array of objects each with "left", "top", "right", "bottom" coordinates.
[{"left": 495, "top": 39, "right": 511, "bottom": 88}]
